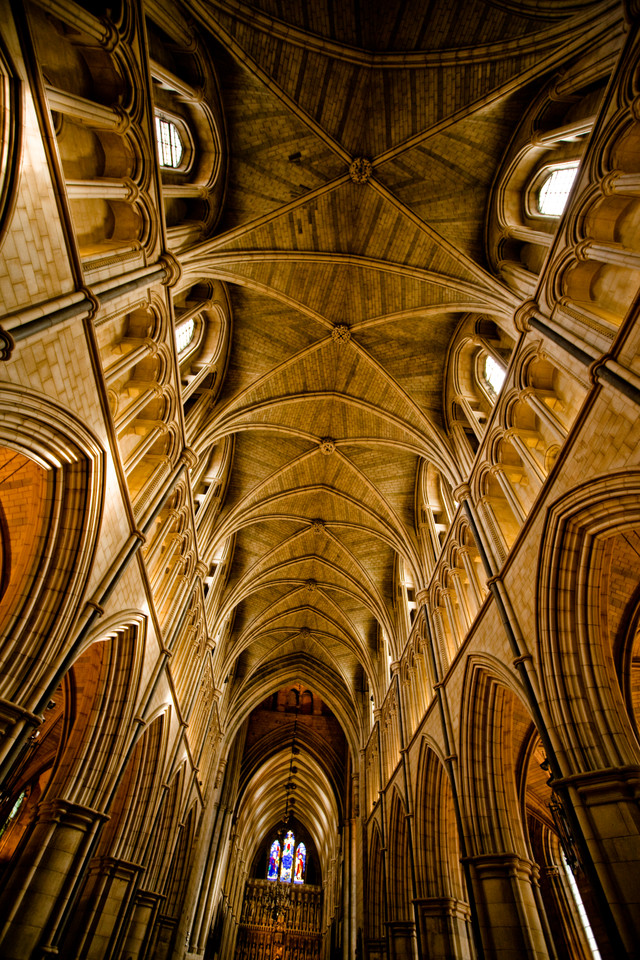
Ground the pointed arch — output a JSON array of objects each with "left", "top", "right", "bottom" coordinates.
[
  {"left": 0, "top": 386, "right": 104, "bottom": 706},
  {"left": 537, "top": 471, "right": 640, "bottom": 774}
]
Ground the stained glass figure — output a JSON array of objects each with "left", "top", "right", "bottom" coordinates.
[
  {"left": 294, "top": 842, "right": 306, "bottom": 884},
  {"left": 267, "top": 839, "right": 280, "bottom": 881},
  {"left": 279, "top": 830, "right": 295, "bottom": 882}
]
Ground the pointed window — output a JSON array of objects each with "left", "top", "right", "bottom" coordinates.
[
  {"left": 537, "top": 162, "right": 579, "bottom": 217},
  {"left": 279, "top": 830, "right": 295, "bottom": 883},
  {"left": 483, "top": 355, "right": 506, "bottom": 397},
  {"left": 155, "top": 115, "right": 185, "bottom": 169},
  {"left": 176, "top": 317, "right": 195, "bottom": 354},
  {"left": 293, "top": 842, "right": 306, "bottom": 884},
  {"left": 0, "top": 790, "right": 26, "bottom": 840},
  {"left": 267, "top": 839, "right": 281, "bottom": 881}
]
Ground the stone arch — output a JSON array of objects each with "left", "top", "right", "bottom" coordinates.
[
  {"left": 96, "top": 711, "right": 168, "bottom": 863},
  {"left": 537, "top": 471, "right": 640, "bottom": 774},
  {"left": 61, "top": 712, "right": 169, "bottom": 958},
  {"left": 413, "top": 739, "right": 472, "bottom": 960},
  {"left": 414, "top": 741, "right": 465, "bottom": 903},
  {"left": 0, "top": 386, "right": 104, "bottom": 710},
  {"left": 366, "top": 823, "right": 385, "bottom": 954},
  {"left": 42, "top": 616, "right": 146, "bottom": 811},
  {"left": 387, "top": 789, "right": 411, "bottom": 923},
  {"left": 459, "top": 657, "right": 532, "bottom": 858},
  {"left": 0, "top": 615, "right": 146, "bottom": 958},
  {"left": 458, "top": 656, "right": 552, "bottom": 958}
]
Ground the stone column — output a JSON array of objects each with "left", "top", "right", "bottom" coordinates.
[
  {"left": 45, "top": 85, "right": 128, "bottom": 131},
  {"left": 490, "top": 465, "right": 528, "bottom": 525},
  {"left": 467, "top": 853, "right": 549, "bottom": 960},
  {"left": 366, "top": 937, "right": 388, "bottom": 960},
  {"left": 386, "top": 919, "right": 418, "bottom": 960},
  {"left": 556, "top": 765, "right": 640, "bottom": 957},
  {"left": 65, "top": 856, "right": 143, "bottom": 959},
  {"left": 505, "top": 225, "right": 553, "bottom": 247},
  {"left": 498, "top": 260, "right": 538, "bottom": 298},
  {"left": 65, "top": 178, "right": 139, "bottom": 201},
  {"left": 0, "top": 798, "right": 108, "bottom": 960},
  {"left": 415, "top": 897, "right": 473, "bottom": 960},
  {"left": 120, "top": 889, "right": 165, "bottom": 960}
]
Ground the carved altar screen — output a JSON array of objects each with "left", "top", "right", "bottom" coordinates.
[{"left": 234, "top": 879, "right": 322, "bottom": 960}]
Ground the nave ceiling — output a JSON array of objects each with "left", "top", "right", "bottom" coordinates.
[{"left": 175, "top": 0, "right": 615, "bottom": 844}]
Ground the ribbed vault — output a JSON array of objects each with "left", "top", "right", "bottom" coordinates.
[{"left": 181, "top": 0, "right": 615, "bottom": 842}]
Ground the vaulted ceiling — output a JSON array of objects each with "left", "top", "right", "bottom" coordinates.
[{"left": 179, "top": 0, "right": 613, "bottom": 847}]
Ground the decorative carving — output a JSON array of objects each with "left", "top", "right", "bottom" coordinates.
[
  {"left": 349, "top": 157, "right": 372, "bottom": 183},
  {"left": 0, "top": 327, "right": 14, "bottom": 361},
  {"left": 513, "top": 299, "right": 537, "bottom": 334},
  {"left": 311, "top": 519, "right": 325, "bottom": 534},
  {"left": 306, "top": 579, "right": 317, "bottom": 593},
  {"left": 159, "top": 252, "right": 182, "bottom": 288},
  {"left": 319, "top": 438, "right": 335, "bottom": 455},
  {"left": 331, "top": 324, "right": 351, "bottom": 343},
  {"left": 300, "top": 627, "right": 310, "bottom": 638}
]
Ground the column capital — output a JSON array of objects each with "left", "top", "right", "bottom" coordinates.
[
  {"left": 513, "top": 298, "right": 538, "bottom": 333},
  {"left": 452, "top": 482, "right": 471, "bottom": 502},
  {"left": 36, "top": 797, "right": 109, "bottom": 831},
  {"left": 159, "top": 252, "right": 182, "bottom": 288}
]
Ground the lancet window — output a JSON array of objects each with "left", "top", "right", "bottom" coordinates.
[
  {"left": 536, "top": 161, "right": 580, "bottom": 217},
  {"left": 482, "top": 354, "right": 506, "bottom": 398},
  {"left": 176, "top": 317, "right": 196, "bottom": 354},
  {"left": 155, "top": 115, "right": 185, "bottom": 169},
  {"left": 266, "top": 831, "right": 306, "bottom": 884},
  {"left": 267, "top": 839, "right": 280, "bottom": 881}
]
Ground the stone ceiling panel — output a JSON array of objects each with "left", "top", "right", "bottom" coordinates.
[{"left": 375, "top": 94, "right": 534, "bottom": 263}]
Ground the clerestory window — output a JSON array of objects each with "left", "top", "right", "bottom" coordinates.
[
  {"left": 176, "top": 317, "right": 195, "bottom": 354},
  {"left": 483, "top": 355, "right": 506, "bottom": 397},
  {"left": 537, "top": 162, "right": 579, "bottom": 217},
  {"left": 155, "top": 115, "right": 185, "bottom": 169}
]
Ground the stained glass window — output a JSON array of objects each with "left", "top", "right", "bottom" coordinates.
[
  {"left": 267, "top": 839, "right": 280, "bottom": 881},
  {"left": 279, "top": 830, "right": 295, "bottom": 883},
  {"left": 0, "top": 790, "right": 26, "bottom": 840},
  {"left": 538, "top": 162, "right": 579, "bottom": 217},
  {"left": 176, "top": 318, "right": 195, "bottom": 354},
  {"left": 293, "top": 842, "right": 306, "bottom": 884},
  {"left": 155, "top": 115, "right": 184, "bottom": 169}
]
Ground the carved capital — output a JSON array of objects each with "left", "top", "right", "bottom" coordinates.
[
  {"left": 513, "top": 299, "right": 537, "bottom": 334},
  {"left": 159, "top": 252, "right": 182, "bottom": 288},
  {"left": 452, "top": 482, "right": 471, "bottom": 502},
  {"left": 0, "top": 327, "right": 15, "bottom": 361},
  {"left": 181, "top": 446, "right": 199, "bottom": 469}
]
